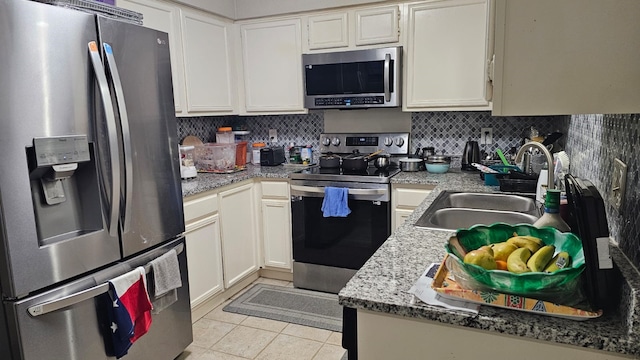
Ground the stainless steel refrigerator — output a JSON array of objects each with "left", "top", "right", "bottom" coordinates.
[{"left": 0, "top": 0, "right": 192, "bottom": 359}]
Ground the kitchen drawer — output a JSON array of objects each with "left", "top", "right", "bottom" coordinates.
[
  {"left": 394, "top": 186, "right": 434, "bottom": 208},
  {"left": 184, "top": 193, "right": 218, "bottom": 223},
  {"left": 261, "top": 181, "right": 289, "bottom": 199}
]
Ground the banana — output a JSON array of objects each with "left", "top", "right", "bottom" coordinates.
[
  {"left": 544, "top": 252, "right": 572, "bottom": 272},
  {"left": 506, "top": 236, "right": 543, "bottom": 254},
  {"left": 510, "top": 232, "right": 544, "bottom": 246},
  {"left": 526, "top": 245, "right": 556, "bottom": 272},
  {"left": 506, "top": 247, "right": 532, "bottom": 274}
]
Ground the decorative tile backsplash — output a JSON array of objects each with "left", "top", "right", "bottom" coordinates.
[
  {"left": 565, "top": 113, "right": 640, "bottom": 268},
  {"left": 411, "top": 112, "right": 566, "bottom": 157}
]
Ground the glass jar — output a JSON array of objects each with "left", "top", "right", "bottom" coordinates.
[
  {"left": 216, "top": 126, "right": 234, "bottom": 144},
  {"left": 252, "top": 142, "right": 266, "bottom": 165}
]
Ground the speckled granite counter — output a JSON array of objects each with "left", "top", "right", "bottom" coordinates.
[
  {"left": 181, "top": 164, "right": 299, "bottom": 197},
  {"left": 340, "top": 169, "right": 640, "bottom": 357}
]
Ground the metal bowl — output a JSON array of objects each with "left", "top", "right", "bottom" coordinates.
[
  {"left": 426, "top": 155, "right": 451, "bottom": 164},
  {"left": 399, "top": 157, "right": 424, "bottom": 172},
  {"left": 374, "top": 155, "right": 390, "bottom": 169}
]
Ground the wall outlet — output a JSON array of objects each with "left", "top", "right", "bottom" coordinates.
[
  {"left": 269, "top": 129, "right": 278, "bottom": 143},
  {"left": 610, "top": 158, "right": 627, "bottom": 211},
  {"left": 480, "top": 128, "right": 493, "bottom": 145}
]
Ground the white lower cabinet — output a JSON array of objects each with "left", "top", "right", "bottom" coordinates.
[
  {"left": 392, "top": 184, "right": 435, "bottom": 230},
  {"left": 259, "top": 180, "right": 292, "bottom": 270},
  {"left": 218, "top": 182, "right": 260, "bottom": 288},
  {"left": 184, "top": 194, "right": 224, "bottom": 308},
  {"left": 184, "top": 214, "right": 223, "bottom": 308}
]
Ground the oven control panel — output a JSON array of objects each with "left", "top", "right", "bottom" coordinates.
[{"left": 319, "top": 133, "right": 410, "bottom": 155}]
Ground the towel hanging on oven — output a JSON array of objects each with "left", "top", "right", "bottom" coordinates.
[{"left": 321, "top": 187, "right": 351, "bottom": 217}]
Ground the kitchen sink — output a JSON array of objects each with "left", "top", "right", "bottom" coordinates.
[{"left": 414, "top": 191, "right": 541, "bottom": 230}]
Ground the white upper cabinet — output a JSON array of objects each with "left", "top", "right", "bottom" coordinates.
[
  {"left": 304, "top": 4, "right": 400, "bottom": 52},
  {"left": 238, "top": 18, "right": 306, "bottom": 114},
  {"left": 404, "top": 0, "right": 492, "bottom": 111},
  {"left": 180, "top": 8, "right": 237, "bottom": 114},
  {"left": 354, "top": 6, "right": 400, "bottom": 46},
  {"left": 307, "top": 13, "right": 349, "bottom": 50},
  {"left": 117, "top": 0, "right": 185, "bottom": 113},
  {"left": 118, "top": 0, "right": 238, "bottom": 116},
  {"left": 492, "top": 0, "right": 640, "bottom": 116}
]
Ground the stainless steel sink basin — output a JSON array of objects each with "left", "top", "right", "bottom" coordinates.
[{"left": 414, "top": 191, "right": 540, "bottom": 230}]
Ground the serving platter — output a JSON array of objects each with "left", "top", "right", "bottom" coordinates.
[{"left": 431, "top": 255, "right": 602, "bottom": 321}]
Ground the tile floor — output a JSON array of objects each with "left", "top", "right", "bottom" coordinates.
[{"left": 177, "top": 278, "right": 347, "bottom": 360}]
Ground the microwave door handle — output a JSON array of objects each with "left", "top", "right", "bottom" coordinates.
[
  {"left": 290, "top": 185, "right": 386, "bottom": 196},
  {"left": 384, "top": 53, "right": 391, "bottom": 102},
  {"left": 28, "top": 243, "right": 185, "bottom": 317},
  {"left": 88, "top": 42, "right": 120, "bottom": 237},
  {"left": 103, "top": 43, "right": 133, "bottom": 234}
]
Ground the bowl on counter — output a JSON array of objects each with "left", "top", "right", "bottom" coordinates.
[
  {"left": 445, "top": 223, "right": 585, "bottom": 304},
  {"left": 425, "top": 155, "right": 451, "bottom": 174}
]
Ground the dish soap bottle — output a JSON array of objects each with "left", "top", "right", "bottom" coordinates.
[{"left": 533, "top": 189, "right": 571, "bottom": 232}]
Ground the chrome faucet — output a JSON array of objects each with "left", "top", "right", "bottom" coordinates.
[{"left": 515, "top": 141, "right": 554, "bottom": 192}]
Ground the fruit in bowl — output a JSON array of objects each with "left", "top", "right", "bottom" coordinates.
[{"left": 445, "top": 223, "right": 585, "bottom": 302}]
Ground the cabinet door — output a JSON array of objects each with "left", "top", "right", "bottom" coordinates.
[
  {"left": 261, "top": 199, "right": 292, "bottom": 270},
  {"left": 185, "top": 215, "right": 223, "bottom": 308},
  {"left": 392, "top": 185, "right": 433, "bottom": 230},
  {"left": 394, "top": 209, "right": 414, "bottom": 231},
  {"left": 492, "top": 0, "right": 640, "bottom": 116},
  {"left": 116, "top": 0, "right": 185, "bottom": 113},
  {"left": 239, "top": 19, "right": 305, "bottom": 113},
  {"left": 180, "top": 9, "right": 237, "bottom": 114},
  {"left": 405, "top": 0, "right": 491, "bottom": 110},
  {"left": 355, "top": 5, "right": 399, "bottom": 46},
  {"left": 219, "top": 183, "right": 259, "bottom": 288},
  {"left": 307, "top": 12, "right": 349, "bottom": 50}
]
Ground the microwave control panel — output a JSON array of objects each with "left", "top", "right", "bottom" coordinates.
[{"left": 314, "top": 96, "right": 385, "bottom": 107}]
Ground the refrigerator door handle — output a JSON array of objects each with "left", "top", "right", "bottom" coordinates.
[
  {"left": 103, "top": 43, "right": 133, "bottom": 234},
  {"left": 28, "top": 243, "right": 185, "bottom": 317},
  {"left": 88, "top": 41, "right": 120, "bottom": 237}
]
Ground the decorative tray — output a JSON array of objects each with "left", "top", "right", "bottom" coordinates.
[{"left": 431, "top": 255, "right": 602, "bottom": 321}]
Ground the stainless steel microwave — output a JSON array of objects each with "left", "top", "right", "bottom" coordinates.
[{"left": 302, "top": 46, "right": 402, "bottom": 109}]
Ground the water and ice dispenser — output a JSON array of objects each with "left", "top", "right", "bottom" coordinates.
[{"left": 27, "top": 136, "right": 103, "bottom": 245}]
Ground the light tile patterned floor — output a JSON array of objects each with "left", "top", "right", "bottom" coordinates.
[{"left": 177, "top": 278, "right": 346, "bottom": 360}]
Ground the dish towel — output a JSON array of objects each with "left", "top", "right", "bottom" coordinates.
[
  {"left": 106, "top": 266, "right": 153, "bottom": 359},
  {"left": 321, "top": 187, "right": 351, "bottom": 217},
  {"left": 149, "top": 249, "right": 183, "bottom": 314}
]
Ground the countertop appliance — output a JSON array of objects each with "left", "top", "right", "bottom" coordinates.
[
  {"left": 565, "top": 175, "right": 620, "bottom": 312},
  {"left": 260, "top": 145, "right": 286, "bottom": 166},
  {"left": 461, "top": 140, "right": 481, "bottom": 171},
  {"left": 302, "top": 46, "right": 402, "bottom": 109},
  {"left": 290, "top": 133, "right": 409, "bottom": 293},
  {"left": 0, "top": 1, "right": 191, "bottom": 359}
]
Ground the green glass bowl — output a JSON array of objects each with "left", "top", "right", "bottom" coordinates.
[{"left": 445, "top": 223, "right": 585, "bottom": 298}]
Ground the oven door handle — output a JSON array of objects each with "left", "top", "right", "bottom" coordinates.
[{"left": 290, "top": 184, "right": 386, "bottom": 197}]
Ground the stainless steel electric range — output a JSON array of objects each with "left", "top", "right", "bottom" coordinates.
[{"left": 290, "top": 132, "right": 409, "bottom": 293}]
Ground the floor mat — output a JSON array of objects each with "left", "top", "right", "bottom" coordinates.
[{"left": 223, "top": 284, "right": 343, "bottom": 332}]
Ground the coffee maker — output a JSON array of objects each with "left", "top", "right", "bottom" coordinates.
[{"left": 461, "top": 140, "right": 481, "bottom": 171}]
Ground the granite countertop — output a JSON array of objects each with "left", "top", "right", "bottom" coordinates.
[
  {"left": 340, "top": 169, "right": 640, "bottom": 357},
  {"left": 181, "top": 164, "right": 300, "bottom": 197}
]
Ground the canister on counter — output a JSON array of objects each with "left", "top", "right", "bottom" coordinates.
[
  {"left": 252, "top": 142, "right": 266, "bottom": 165},
  {"left": 216, "top": 127, "right": 234, "bottom": 143},
  {"left": 289, "top": 145, "right": 302, "bottom": 164}
]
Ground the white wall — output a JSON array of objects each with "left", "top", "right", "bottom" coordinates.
[
  {"left": 234, "top": 0, "right": 390, "bottom": 19},
  {"left": 173, "top": 0, "right": 236, "bottom": 19}
]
